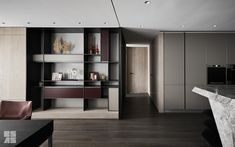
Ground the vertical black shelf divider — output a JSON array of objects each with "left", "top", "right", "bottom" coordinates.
[
  {"left": 83, "top": 28, "right": 88, "bottom": 110},
  {"left": 41, "top": 28, "right": 45, "bottom": 110}
]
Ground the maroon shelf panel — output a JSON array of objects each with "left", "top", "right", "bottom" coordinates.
[
  {"left": 44, "top": 88, "right": 83, "bottom": 99},
  {"left": 84, "top": 87, "right": 101, "bottom": 98},
  {"left": 101, "top": 29, "right": 109, "bottom": 61}
]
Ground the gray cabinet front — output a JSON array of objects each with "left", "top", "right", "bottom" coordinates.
[
  {"left": 164, "top": 33, "right": 184, "bottom": 85},
  {"left": 185, "top": 33, "right": 210, "bottom": 110},
  {"left": 186, "top": 85, "right": 209, "bottom": 110},
  {"left": 227, "top": 34, "right": 235, "bottom": 64},
  {"left": 164, "top": 33, "right": 184, "bottom": 110},
  {"left": 109, "top": 88, "right": 119, "bottom": 111},
  {"left": 205, "top": 33, "right": 226, "bottom": 65},
  {"left": 165, "top": 84, "right": 184, "bottom": 110},
  {"left": 185, "top": 33, "right": 207, "bottom": 85}
]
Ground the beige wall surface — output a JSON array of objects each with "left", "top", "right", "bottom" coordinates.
[
  {"left": 0, "top": 28, "right": 26, "bottom": 101},
  {"left": 150, "top": 33, "right": 164, "bottom": 113}
]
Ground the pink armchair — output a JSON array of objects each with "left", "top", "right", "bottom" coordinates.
[{"left": 0, "top": 101, "right": 32, "bottom": 120}]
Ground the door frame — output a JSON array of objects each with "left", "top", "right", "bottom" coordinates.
[{"left": 125, "top": 44, "right": 150, "bottom": 95}]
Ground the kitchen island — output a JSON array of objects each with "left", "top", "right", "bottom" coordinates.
[{"left": 193, "top": 86, "right": 235, "bottom": 147}]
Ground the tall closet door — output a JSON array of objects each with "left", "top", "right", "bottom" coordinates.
[
  {"left": 164, "top": 33, "right": 184, "bottom": 111},
  {"left": 185, "top": 33, "right": 209, "bottom": 110},
  {"left": 0, "top": 28, "right": 26, "bottom": 101}
]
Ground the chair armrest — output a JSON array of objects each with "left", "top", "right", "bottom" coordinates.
[{"left": 21, "top": 115, "right": 31, "bottom": 120}]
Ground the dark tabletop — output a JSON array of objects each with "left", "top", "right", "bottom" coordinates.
[{"left": 0, "top": 120, "right": 53, "bottom": 147}]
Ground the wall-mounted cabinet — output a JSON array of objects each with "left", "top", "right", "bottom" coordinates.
[{"left": 27, "top": 28, "right": 121, "bottom": 112}]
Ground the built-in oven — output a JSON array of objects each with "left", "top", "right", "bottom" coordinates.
[
  {"left": 227, "top": 65, "right": 235, "bottom": 85},
  {"left": 207, "top": 65, "right": 226, "bottom": 85}
]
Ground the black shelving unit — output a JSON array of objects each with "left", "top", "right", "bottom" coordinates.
[{"left": 27, "top": 28, "right": 121, "bottom": 112}]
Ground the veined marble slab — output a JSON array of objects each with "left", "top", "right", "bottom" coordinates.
[{"left": 193, "top": 86, "right": 235, "bottom": 147}]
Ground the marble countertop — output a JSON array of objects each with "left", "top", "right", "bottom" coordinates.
[
  {"left": 195, "top": 85, "right": 235, "bottom": 99},
  {"left": 193, "top": 85, "right": 235, "bottom": 147}
]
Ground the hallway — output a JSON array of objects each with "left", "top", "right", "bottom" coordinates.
[{"left": 42, "top": 96, "right": 209, "bottom": 147}]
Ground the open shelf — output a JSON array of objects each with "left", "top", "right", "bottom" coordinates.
[{"left": 33, "top": 54, "right": 84, "bottom": 63}]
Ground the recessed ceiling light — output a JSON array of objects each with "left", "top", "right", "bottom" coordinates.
[
  {"left": 213, "top": 24, "right": 217, "bottom": 28},
  {"left": 2, "top": 22, "right": 5, "bottom": 24},
  {"left": 144, "top": 1, "right": 151, "bottom": 4},
  {"left": 78, "top": 22, "right": 82, "bottom": 25},
  {"left": 140, "top": 25, "right": 144, "bottom": 28},
  {"left": 27, "top": 22, "right": 31, "bottom": 24},
  {"left": 53, "top": 22, "right": 56, "bottom": 24},
  {"left": 104, "top": 22, "right": 108, "bottom": 25},
  {"left": 180, "top": 25, "right": 185, "bottom": 28}
]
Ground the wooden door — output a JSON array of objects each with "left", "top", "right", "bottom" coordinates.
[{"left": 127, "top": 47, "right": 148, "bottom": 94}]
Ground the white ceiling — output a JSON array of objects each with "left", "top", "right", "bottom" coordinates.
[
  {"left": 1, "top": 0, "right": 235, "bottom": 43},
  {"left": 113, "top": 0, "right": 235, "bottom": 43},
  {"left": 113, "top": 0, "right": 235, "bottom": 31},
  {"left": 0, "top": 0, "right": 118, "bottom": 27}
]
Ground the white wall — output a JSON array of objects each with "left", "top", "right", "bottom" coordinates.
[{"left": 150, "top": 33, "right": 164, "bottom": 113}]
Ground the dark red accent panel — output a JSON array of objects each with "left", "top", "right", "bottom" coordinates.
[
  {"left": 101, "top": 29, "right": 109, "bottom": 61},
  {"left": 44, "top": 88, "right": 83, "bottom": 99},
  {"left": 84, "top": 88, "right": 101, "bottom": 98}
]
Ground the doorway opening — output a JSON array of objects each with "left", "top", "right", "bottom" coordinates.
[{"left": 125, "top": 44, "right": 150, "bottom": 97}]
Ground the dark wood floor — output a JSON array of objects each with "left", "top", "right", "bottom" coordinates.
[{"left": 42, "top": 96, "right": 210, "bottom": 147}]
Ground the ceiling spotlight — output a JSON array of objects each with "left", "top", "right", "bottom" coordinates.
[
  {"left": 144, "top": 1, "right": 151, "bottom": 4},
  {"left": 27, "top": 22, "right": 31, "bottom": 24},
  {"left": 140, "top": 25, "right": 144, "bottom": 28},
  {"left": 2, "top": 22, "right": 5, "bottom": 24},
  {"left": 180, "top": 25, "right": 185, "bottom": 28},
  {"left": 53, "top": 22, "right": 56, "bottom": 24},
  {"left": 213, "top": 24, "right": 217, "bottom": 28},
  {"left": 78, "top": 22, "right": 82, "bottom": 25},
  {"left": 104, "top": 22, "right": 108, "bottom": 25}
]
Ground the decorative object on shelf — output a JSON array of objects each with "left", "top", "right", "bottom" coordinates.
[
  {"left": 89, "top": 72, "right": 99, "bottom": 80},
  {"left": 52, "top": 72, "right": 63, "bottom": 81},
  {"left": 71, "top": 68, "right": 78, "bottom": 79},
  {"left": 88, "top": 48, "right": 93, "bottom": 54},
  {"left": 53, "top": 37, "right": 75, "bottom": 54},
  {"left": 53, "top": 38, "right": 63, "bottom": 54},
  {"left": 100, "top": 74, "right": 106, "bottom": 80},
  {"left": 64, "top": 68, "right": 79, "bottom": 80},
  {"left": 62, "top": 40, "right": 75, "bottom": 54},
  {"left": 95, "top": 44, "right": 99, "bottom": 54},
  {"left": 88, "top": 34, "right": 100, "bottom": 55}
]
